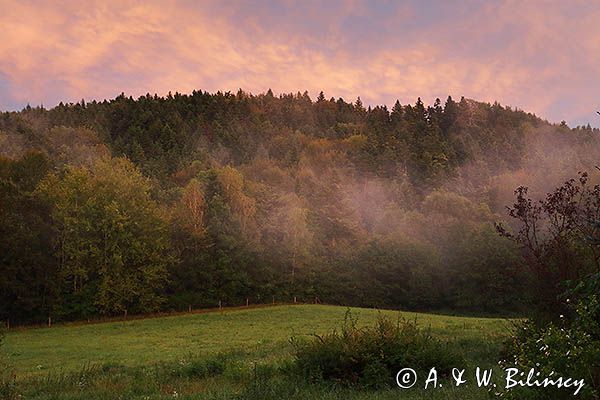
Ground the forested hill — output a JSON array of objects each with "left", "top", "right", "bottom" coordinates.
[{"left": 1, "top": 90, "right": 599, "bottom": 324}]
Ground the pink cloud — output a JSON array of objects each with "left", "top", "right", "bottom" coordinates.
[{"left": 0, "top": 0, "right": 598, "bottom": 126}]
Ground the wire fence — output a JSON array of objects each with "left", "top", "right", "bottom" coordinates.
[{"left": 4, "top": 295, "right": 324, "bottom": 331}]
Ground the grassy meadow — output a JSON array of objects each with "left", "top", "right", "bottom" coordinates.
[{"left": 2, "top": 305, "right": 512, "bottom": 399}]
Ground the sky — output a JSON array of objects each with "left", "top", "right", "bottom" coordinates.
[{"left": 0, "top": 0, "right": 599, "bottom": 127}]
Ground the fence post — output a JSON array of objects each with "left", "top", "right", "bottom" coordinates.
[
  {"left": 272, "top": 295, "right": 275, "bottom": 305},
  {"left": 219, "top": 300, "right": 222, "bottom": 310},
  {"left": 293, "top": 296, "right": 297, "bottom": 304},
  {"left": 124, "top": 310, "right": 127, "bottom": 320},
  {"left": 189, "top": 305, "right": 192, "bottom": 313},
  {"left": 48, "top": 316, "right": 51, "bottom": 328},
  {"left": 246, "top": 298, "right": 249, "bottom": 307}
]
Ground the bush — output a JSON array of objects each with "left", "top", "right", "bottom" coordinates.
[
  {"left": 175, "top": 354, "right": 228, "bottom": 378},
  {"left": 499, "top": 295, "right": 600, "bottom": 399},
  {"left": 291, "top": 310, "right": 463, "bottom": 388}
]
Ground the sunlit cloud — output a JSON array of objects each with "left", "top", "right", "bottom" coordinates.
[{"left": 0, "top": 0, "right": 598, "bottom": 127}]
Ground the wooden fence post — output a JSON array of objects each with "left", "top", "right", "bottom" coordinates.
[
  {"left": 246, "top": 298, "right": 249, "bottom": 307},
  {"left": 293, "top": 296, "right": 297, "bottom": 304},
  {"left": 188, "top": 305, "right": 192, "bottom": 313},
  {"left": 272, "top": 295, "right": 275, "bottom": 305},
  {"left": 48, "top": 316, "right": 51, "bottom": 328}
]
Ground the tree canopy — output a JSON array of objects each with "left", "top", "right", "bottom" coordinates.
[{"left": 1, "top": 90, "right": 599, "bottom": 323}]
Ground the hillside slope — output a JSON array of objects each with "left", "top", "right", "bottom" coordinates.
[{"left": 2, "top": 91, "right": 599, "bottom": 324}]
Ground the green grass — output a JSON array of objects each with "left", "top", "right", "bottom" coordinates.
[{"left": 2, "top": 305, "right": 513, "bottom": 399}]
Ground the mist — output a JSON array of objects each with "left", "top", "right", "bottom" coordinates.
[{"left": 2, "top": 91, "right": 599, "bottom": 322}]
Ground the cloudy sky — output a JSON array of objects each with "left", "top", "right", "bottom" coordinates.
[{"left": 1, "top": 0, "right": 598, "bottom": 127}]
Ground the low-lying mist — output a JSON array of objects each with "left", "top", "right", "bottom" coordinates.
[{"left": 1, "top": 91, "right": 599, "bottom": 323}]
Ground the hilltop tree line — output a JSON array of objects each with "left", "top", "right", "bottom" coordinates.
[{"left": 1, "top": 90, "right": 599, "bottom": 323}]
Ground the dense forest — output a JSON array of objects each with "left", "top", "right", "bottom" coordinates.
[{"left": 2, "top": 90, "right": 600, "bottom": 324}]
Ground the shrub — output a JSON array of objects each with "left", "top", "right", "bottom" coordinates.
[
  {"left": 177, "top": 354, "right": 228, "bottom": 378},
  {"left": 499, "top": 295, "right": 600, "bottom": 399},
  {"left": 291, "top": 310, "right": 463, "bottom": 388}
]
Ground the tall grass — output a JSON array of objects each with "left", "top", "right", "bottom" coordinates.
[{"left": 0, "top": 328, "right": 17, "bottom": 400}]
